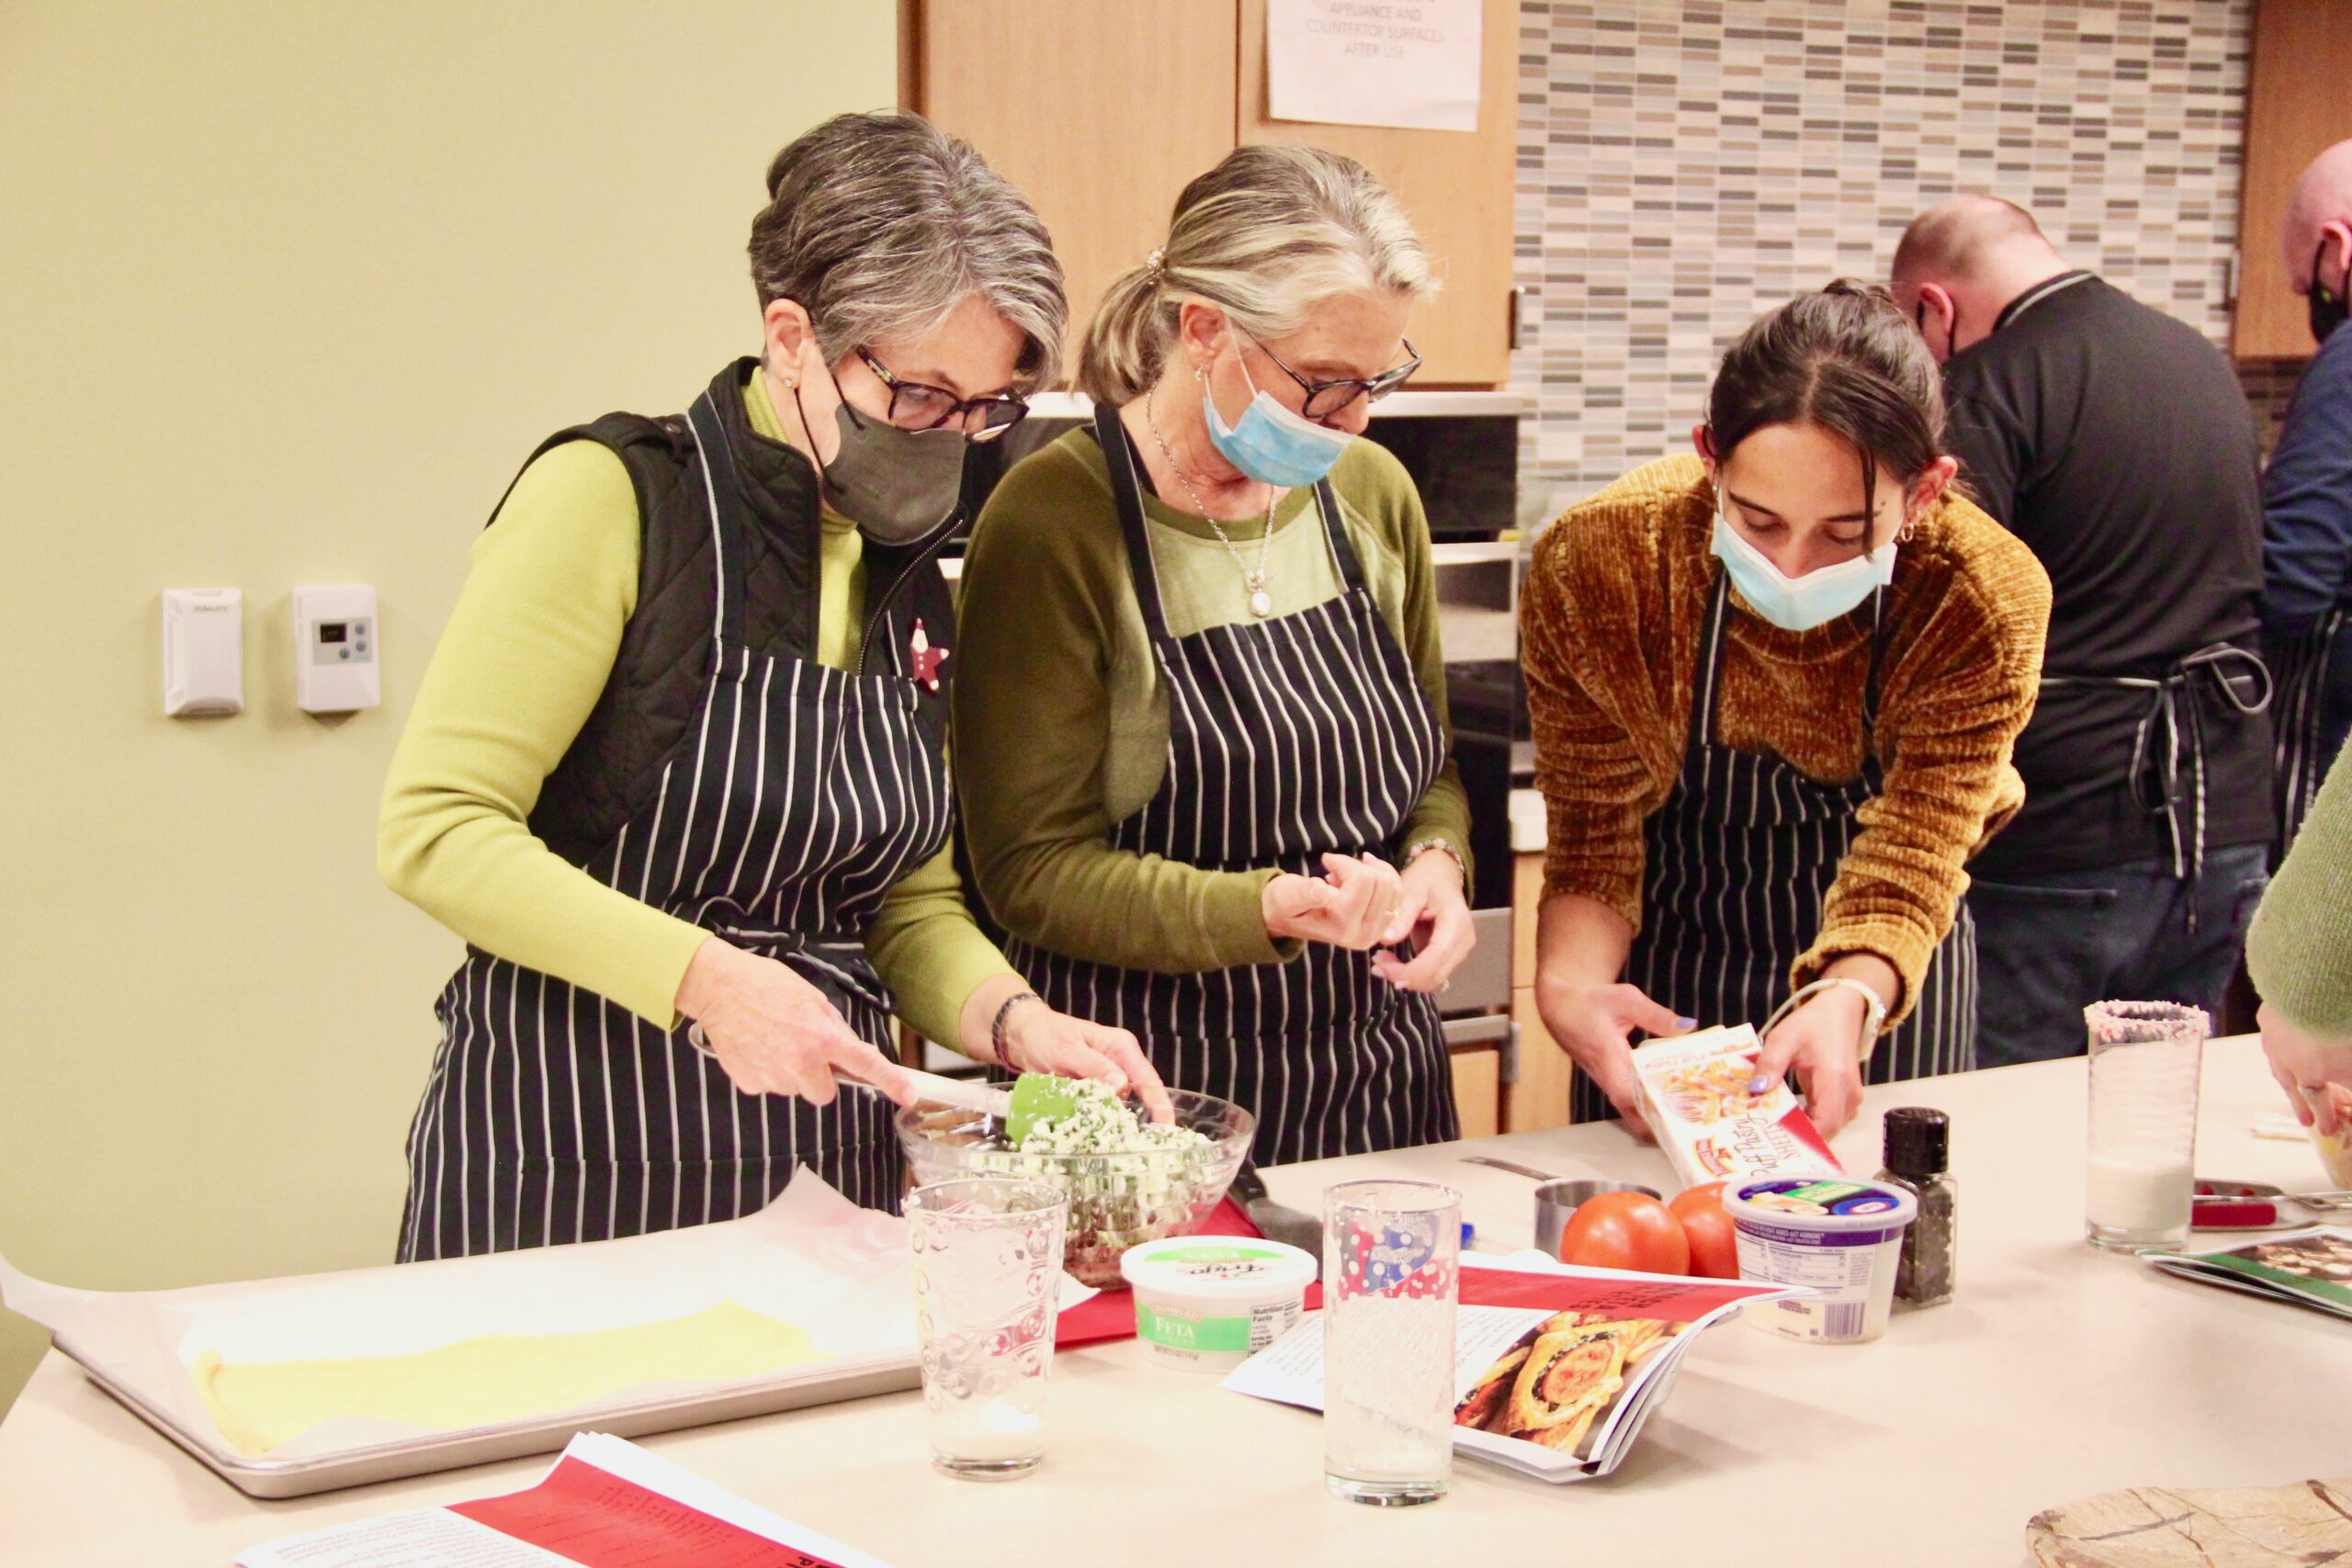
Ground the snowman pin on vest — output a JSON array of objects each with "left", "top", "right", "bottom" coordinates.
[{"left": 909, "top": 619, "right": 949, "bottom": 691}]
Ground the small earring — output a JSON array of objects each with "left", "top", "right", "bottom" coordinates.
[{"left": 1897, "top": 515, "right": 1917, "bottom": 544}]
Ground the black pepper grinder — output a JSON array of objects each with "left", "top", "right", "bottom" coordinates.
[{"left": 1878, "top": 1107, "right": 1956, "bottom": 1309}]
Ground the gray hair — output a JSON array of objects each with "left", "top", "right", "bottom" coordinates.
[
  {"left": 750, "top": 111, "right": 1066, "bottom": 389},
  {"left": 1079, "top": 143, "right": 1434, "bottom": 405}
]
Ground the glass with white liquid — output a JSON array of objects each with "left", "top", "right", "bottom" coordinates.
[
  {"left": 1322, "top": 1179, "right": 1460, "bottom": 1506},
  {"left": 907, "top": 1177, "right": 1067, "bottom": 1480},
  {"left": 2084, "top": 1001, "right": 2207, "bottom": 1251}
]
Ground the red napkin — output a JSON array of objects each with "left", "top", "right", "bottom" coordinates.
[{"left": 1054, "top": 1198, "right": 1323, "bottom": 1348}]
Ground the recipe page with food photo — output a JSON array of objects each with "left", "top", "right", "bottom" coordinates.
[{"left": 1224, "top": 1256, "right": 1796, "bottom": 1482}]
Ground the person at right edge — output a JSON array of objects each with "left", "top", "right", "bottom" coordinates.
[
  {"left": 2247, "top": 749, "right": 2352, "bottom": 1147},
  {"left": 2260, "top": 140, "right": 2352, "bottom": 846},
  {"left": 1893, "top": 197, "right": 2276, "bottom": 1070}
]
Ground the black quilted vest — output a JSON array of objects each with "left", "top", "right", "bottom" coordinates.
[{"left": 511, "top": 359, "right": 960, "bottom": 867}]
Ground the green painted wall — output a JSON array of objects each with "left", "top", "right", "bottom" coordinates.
[{"left": 0, "top": 0, "right": 899, "bottom": 1411}]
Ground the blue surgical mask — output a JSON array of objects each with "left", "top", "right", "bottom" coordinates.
[
  {"left": 1710, "top": 489, "right": 1896, "bottom": 632},
  {"left": 1200, "top": 351, "right": 1353, "bottom": 487}
]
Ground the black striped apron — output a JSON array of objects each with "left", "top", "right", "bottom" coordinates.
[
  {"left": 1571, "top": 571, "right": 1977, "bottom": 1122},
  {"left": 397, "top": 388, "right": 951, "bottom": 1259},
  {"left": 1001, "top": 406, "right": 1458, "bottom": 1167},
  {"left": 2272, "top": 608, "right": 2346, "bottom": 852}
]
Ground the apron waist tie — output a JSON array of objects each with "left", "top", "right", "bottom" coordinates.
[{"left": 2041, "top": 642, "right": 2272, "bottom": 930}]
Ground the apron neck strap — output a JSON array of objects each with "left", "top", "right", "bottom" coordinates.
[
  {"left": 1094, "top": 400, "right": 1176, "bottom": 644},
  {"left": 1312, "top": 474, "right": 1366, "bottom": 593},
  {"left": 1094, "top": 400, "right": 1364, "bottom": 641},
  {"left": 1689, "top": 570, "right": 1736, "bottom": 762},
  {"left": 1689, "top": 569, "right": 1891, "bottom": 765},
  {"left": 684, "top": 386, "right": 762, "bottom": 651}
]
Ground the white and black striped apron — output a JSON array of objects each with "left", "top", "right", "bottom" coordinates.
[
  {"left": 1571, "top": 571, "right": 1977, "bottom": 1122},
  {"left": 1001, "top": 406, "right": 1457, "bottom": 1166},
  {"left": 398, "top": 388, "right": 950, "bottom": 1259},
  {"left": 2272, "top": 609, "right": 2345, "bottom": 852}
]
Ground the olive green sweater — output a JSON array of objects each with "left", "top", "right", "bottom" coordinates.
[
  {"left": 378, "top": 370, "right": 1014, "bottom": 1043},
  {"left": 952, "top": 426, "right": 1472, "bottom": 973},
  {"left": 2248, "top": 754, "right": 2352, "bottom": 1040}
]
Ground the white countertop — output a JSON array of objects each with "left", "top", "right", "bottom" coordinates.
[{"left": 3, "top": 1040, "right": 2345, "bottom": 1568}]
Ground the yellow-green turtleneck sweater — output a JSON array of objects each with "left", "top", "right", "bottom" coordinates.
[{"left": 378, "top": 370, "right": 1014, "bottom": 1043}]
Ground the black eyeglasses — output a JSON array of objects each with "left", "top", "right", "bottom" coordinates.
[
  {"left": 1247, "top": 334, "right": 1422, "bottom": 419},
  {"left": 854, "top": 348, "right": 1029, "bottom": 443}
]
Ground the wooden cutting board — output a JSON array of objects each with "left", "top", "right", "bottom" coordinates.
[{"left": 2028, "top": 1479, "right": 2352, "bottom": 1566}]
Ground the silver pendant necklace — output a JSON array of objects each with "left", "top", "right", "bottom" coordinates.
[{"left": 1144, "top": 389, "right": 1281, "bottom": 617}]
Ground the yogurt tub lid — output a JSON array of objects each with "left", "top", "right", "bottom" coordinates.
[
  {"left": 1119, "top": 1237, "right": 1317, "bottom": 1297},
  {"left": 1724, "top": 1177, "right": 1918, "bottom": 1231}
]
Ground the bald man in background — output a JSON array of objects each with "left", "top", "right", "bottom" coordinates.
[
  {"left": 1893, "top": 197, "right": 2274, "bottom": 1067},
  {"left": 2262, "top": 140, "right": 2352, "bottom": 835}
]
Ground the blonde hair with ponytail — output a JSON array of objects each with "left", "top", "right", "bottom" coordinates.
[{"left": 1078, "top": 144, "right": 1434, "bottom": 404}]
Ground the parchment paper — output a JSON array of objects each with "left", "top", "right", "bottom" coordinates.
[{"left": 0, "top": 1169, "right": 940, "bottom": 1461}]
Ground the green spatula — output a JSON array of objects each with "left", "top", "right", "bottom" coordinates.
[{"left": 1004, "top": 1072, "right": 1082, "bottom": 1145}]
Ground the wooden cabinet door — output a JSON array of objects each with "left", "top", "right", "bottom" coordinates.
[
  {"left": 907, "top": 1, "right": 1241, "bottom": 385},
  {"left": 1237, "top": 0, "right": 1520, "bottom": 387},
  {"left": 1505, "top": 852, "right": 1577, "bottom": 1134},
  {"left": 2234, "top": 0, "right": 2352, "bottom": 361},
  {"left": 1451, "top": 1045, "right": 1501, "bottom": 1140}
]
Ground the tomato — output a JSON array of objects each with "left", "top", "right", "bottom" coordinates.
[
  {"left": 1556, "top": 1191, "right": 1689, "bottom": 1275},
  {"left": 1669, "top": 1182, "right": 1740, "bottom": 1279}
]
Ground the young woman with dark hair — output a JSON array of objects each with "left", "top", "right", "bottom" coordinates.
[{"left": 1521, "top": 281, "right": 2052, "bottom": 1134}]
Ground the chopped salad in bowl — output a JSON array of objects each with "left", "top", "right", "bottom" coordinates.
[{"left": 896, "top": 1082, "right": 1254, "bottom": 1288}]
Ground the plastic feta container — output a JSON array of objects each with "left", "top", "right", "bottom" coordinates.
[
  {"left": 1725, "top": 1178, "right": 1917, "bottom": 1345},
  {"left": 1117, "top": 1237, "right": 1317, "bottom": 1371}
]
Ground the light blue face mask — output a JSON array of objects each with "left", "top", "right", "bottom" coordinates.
[
  {"left": 1710, "top": 488, "right": 1897, "bottom": 632},
  {"left": 1200, "top": 351, "right": 1353, "bottom": 488}
]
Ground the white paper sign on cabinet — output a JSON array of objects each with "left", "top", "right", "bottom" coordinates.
[{"left": 1265, "top": 0, "right": 1482, "bottom": 133}]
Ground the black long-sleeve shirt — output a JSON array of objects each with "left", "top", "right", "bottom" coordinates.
[{"left": 1941, "top": 274, "right": 2274, "bottom": 877}]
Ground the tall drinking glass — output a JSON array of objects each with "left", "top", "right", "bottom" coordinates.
[
  {"left": 2084, "top": 1001, "right": 2207, "bottom": 1251},
  {"left": 907, "top": 1177, "right": 1068, "bottom": 1480},
  {"left": 1322, "top": 1179, "right": 1460, "bottom": 1506}
]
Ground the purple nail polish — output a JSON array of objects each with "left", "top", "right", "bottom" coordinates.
[
  {"left": 1677, "top": 1016, "right": 1699, "bottom": 1030},
  {"left": 1747, "top": 1075, "right": 1771, "bottom": 1094}
]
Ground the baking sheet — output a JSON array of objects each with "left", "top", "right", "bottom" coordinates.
[{"left": 0, "top": 1169, "right": 944, "bottom": 1497}]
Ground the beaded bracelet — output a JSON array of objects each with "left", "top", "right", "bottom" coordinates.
[{"left": 989, "top": 989, "right": 1045, "bottom": 1064}]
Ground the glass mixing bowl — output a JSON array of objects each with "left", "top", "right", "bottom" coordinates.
[{"left": 896, "top": 1089, "right": 1255, "bottom": 1289}]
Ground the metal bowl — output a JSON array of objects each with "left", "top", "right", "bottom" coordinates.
[
  {"left": 894, "top": 1089, "right": 1254, "bottom": 1289},
  {"left": 1533, "top": 1179, "right": 1664, "bottom": 1260}
]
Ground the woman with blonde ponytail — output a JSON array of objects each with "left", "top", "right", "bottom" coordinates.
[{"left": 953, "top": 144, "right": 1477, "bottom": 1166}]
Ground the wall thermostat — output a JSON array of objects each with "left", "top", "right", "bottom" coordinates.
[
  {"left": 292, "top": 584, "right": 379, "bottom": 714},
  {"left": 162, "top": 588, "right": 244, "bottom": 716}
]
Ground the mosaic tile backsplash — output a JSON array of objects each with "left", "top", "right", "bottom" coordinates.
[{"left": 1510, "top": 0, "right": 2303, "bottom": 524}]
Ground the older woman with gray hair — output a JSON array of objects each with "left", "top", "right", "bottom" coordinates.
[
  {"left": 380, "top": 112, "right": 1161, "bottom": 1256},
  {"left": 953, "top": 144, "right": 1476, "bottom": 1166}
]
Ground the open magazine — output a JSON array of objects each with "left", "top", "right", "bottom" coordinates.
[
  {"left": 2144, "top": 1227, "right": 2352, "bottom": 1322},
  {"left": 1222, "top": 1253, "right": 1803, "bottom": 1483}
]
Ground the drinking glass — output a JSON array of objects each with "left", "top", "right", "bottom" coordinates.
[
  {"left": 2084, "top": 1001, "right": 2207, "bottom": 1251},
  {"left": 907, "top": 1177, "right": 1068, "bottom": 1479},
  {"left": 1322, "top": 1179, "right": 1460, "bottom": 1506}
]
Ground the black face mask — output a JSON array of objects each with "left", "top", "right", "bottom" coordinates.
[
  {"left": 1916, "top": 295, "right": 1962, "bottom": 360},
  {"left": 2312, "top": 239, "right": 2349, "bottom": 347}
]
